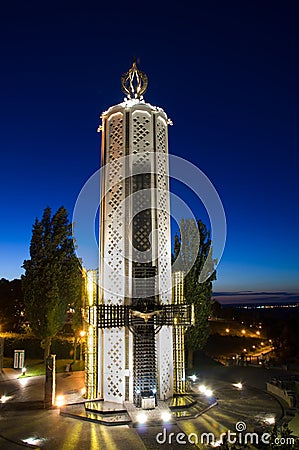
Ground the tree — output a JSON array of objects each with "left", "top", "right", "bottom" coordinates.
[
  {"left": 22, "top": 206, "right": 82, "bottom": 361},
  {"left": 0, "top": 278, "right": 25, "bottom": 332},
  {"left": 173, "top": 218, "right": 216, "bottom": 368}
]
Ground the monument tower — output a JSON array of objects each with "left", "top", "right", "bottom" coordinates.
[{"left": 84, "top": 62, "right": 193, "bottom": 407}]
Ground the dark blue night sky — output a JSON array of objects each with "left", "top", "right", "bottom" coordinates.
[{"left": 1, "top": 1, "right": 298, "bottom": 300}]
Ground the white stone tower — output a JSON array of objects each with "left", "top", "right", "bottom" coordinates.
[{"left": 97, "top": 62, "right": 173, "bottom": 405}]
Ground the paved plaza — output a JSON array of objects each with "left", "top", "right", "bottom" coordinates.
[{"left": 0, "top": 366, "right": 294, "bottom": 449}]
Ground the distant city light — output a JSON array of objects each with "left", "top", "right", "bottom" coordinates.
[
  {"left": 225, "top": 328, "right": 230, "bottom": 333},
  {"left": 241, "top": 329, "right": 246, "bottom": 334},
  {"left": 256, "top": 331, "right": 260, "bottom": 336}
]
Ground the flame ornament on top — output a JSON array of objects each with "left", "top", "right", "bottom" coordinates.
[{"left": 121, "top": 61, "right": 148, "bottom": 99}]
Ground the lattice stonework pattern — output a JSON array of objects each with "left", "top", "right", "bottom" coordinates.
[
  {"left": 157, "top": 327, "right": 173, "bottom": 398},
  {"left": 156, "top": 116, "right": 167, "bottom": 153},
  {"left": 156, "top": 119, "right": 171, "bottom": 306},
  {"left": 99, "top": 102, "right": 173, "bottom": 403},
  {"left": 101, "top": 111, "right": 126, "bottom": 402},
  {"left": 104, "top": 329, "right": 125, "bottom": 399},
  {"left": 104, "top": 112, "right": 125, "bottom": 304},
  {"left": 132, "top": 110, "right": 152, "bottom": 152}
]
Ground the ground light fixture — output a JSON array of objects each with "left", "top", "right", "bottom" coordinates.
[
  {"left": 204, "top": 388, "right": 213, "bottom": 397},
  {"left": 55, "top": 395, "right": 65, "bottom": 407},
  {"left": 232, "top": 382, "right": 243, "bottom": 389},
  {"left": 198, "top": 385, "right": 214, "bottom": 397},
  {"left": 137, "top": 412, "right": 147, "bottom": 424},
  {"left": 0, "top": 394, "right": 12, "bottom": 403},
  {"left": 161, "top": 411, "right": 172, "bottom": 422},
  {"left": 22, "top": 437, "right": 46, "bottom": 446},
  {"left": 21, "top": 367, "right": 26, "bottom": 375},
  {"left": 265, "top": 416, "right": 275, "bottom": 425},
  {"left": 189, "top": 374, "right": 197, "bottom": 382}
]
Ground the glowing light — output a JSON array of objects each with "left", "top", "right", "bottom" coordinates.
[
  {"left": 261, "top": 342, "right": 264, "bottom": 346},
  {"left": 256, "top": 331, "right": 260, "bottom": 336},
  {"left": 19, "top": 377, "right": 29, "bottom": 387},
  {"left": 22, "top": 437, "right": 46, "bottom": 446},
  {"left": 87, "top": 275, "right": 94, "bottom": 307},
  {"left": 21, "top": 367, "right": 27, "bottom": 374},
  {"left": 232, "top": 382, "right": 243, "bottom": 389},
  {"left": 205, "top": 388, "right": 213, "bottom": 397},
  {"left": 0, "top": 394, "right": 12, "bottom": 403},
  {"left": 243, "top": 348, "right": 247, "bottom": 352},
  {"left": 137, "top": 412, "right": 147, "bottom": 424},
  {"left": 265, "top": 416, "right": 275, "bottom": 425},
  {"left": 55, "top": 395, "right": 65, "bottom": 407},
  {"left": 199, "top": 385, "right": 213, "bottom": 397},
  {"left": 161, "top": 411, "right": 171, "bottom": 422},
  {"left": 189, "top": 374, "right": 197, "bottom": 382},
  {"left": 252, "top": 345, "right": 256, "bottom": 349},
  {"left": 225, "top": 328, "right": 230, "bottom": 333},
  {"left": 152, "top": 388, "right": 157, "bottom": 394},
  {"left": 211, "top": 440, "right": 223, "bottom": 448},
  {"left": 81, "top": 387, "right": 86, "bottom": 396},
  {"left": 241, "top": 329, "right": 246, "bottom": 334},
  {"left": 79, "top": 330, "right": 86, "bottom": 338}
]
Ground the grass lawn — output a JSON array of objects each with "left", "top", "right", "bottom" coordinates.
[{"left": 3, "top": 358, "right": 84, "bottom": 376}]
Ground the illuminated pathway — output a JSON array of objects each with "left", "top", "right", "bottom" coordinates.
[{"left": 0, "top": 370, "right": 285, "bottom": 449}]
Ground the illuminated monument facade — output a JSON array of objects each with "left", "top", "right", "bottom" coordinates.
[{"left": 84, "top": 63, "right": 193, "bottom": 407}]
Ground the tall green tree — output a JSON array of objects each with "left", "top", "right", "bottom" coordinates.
[
  {"left": 0, "top": 278, "right": 25, "bottom": 332},
  {"left": 22, "top": 206, "right": 82, "bottom": 360},
  {"left": 173, "top": 218, "right": 216, "bottom": 368}
]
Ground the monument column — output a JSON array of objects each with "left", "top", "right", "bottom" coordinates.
[{"left": 98, "top": 62, "right": 173, "bottom": 405}]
